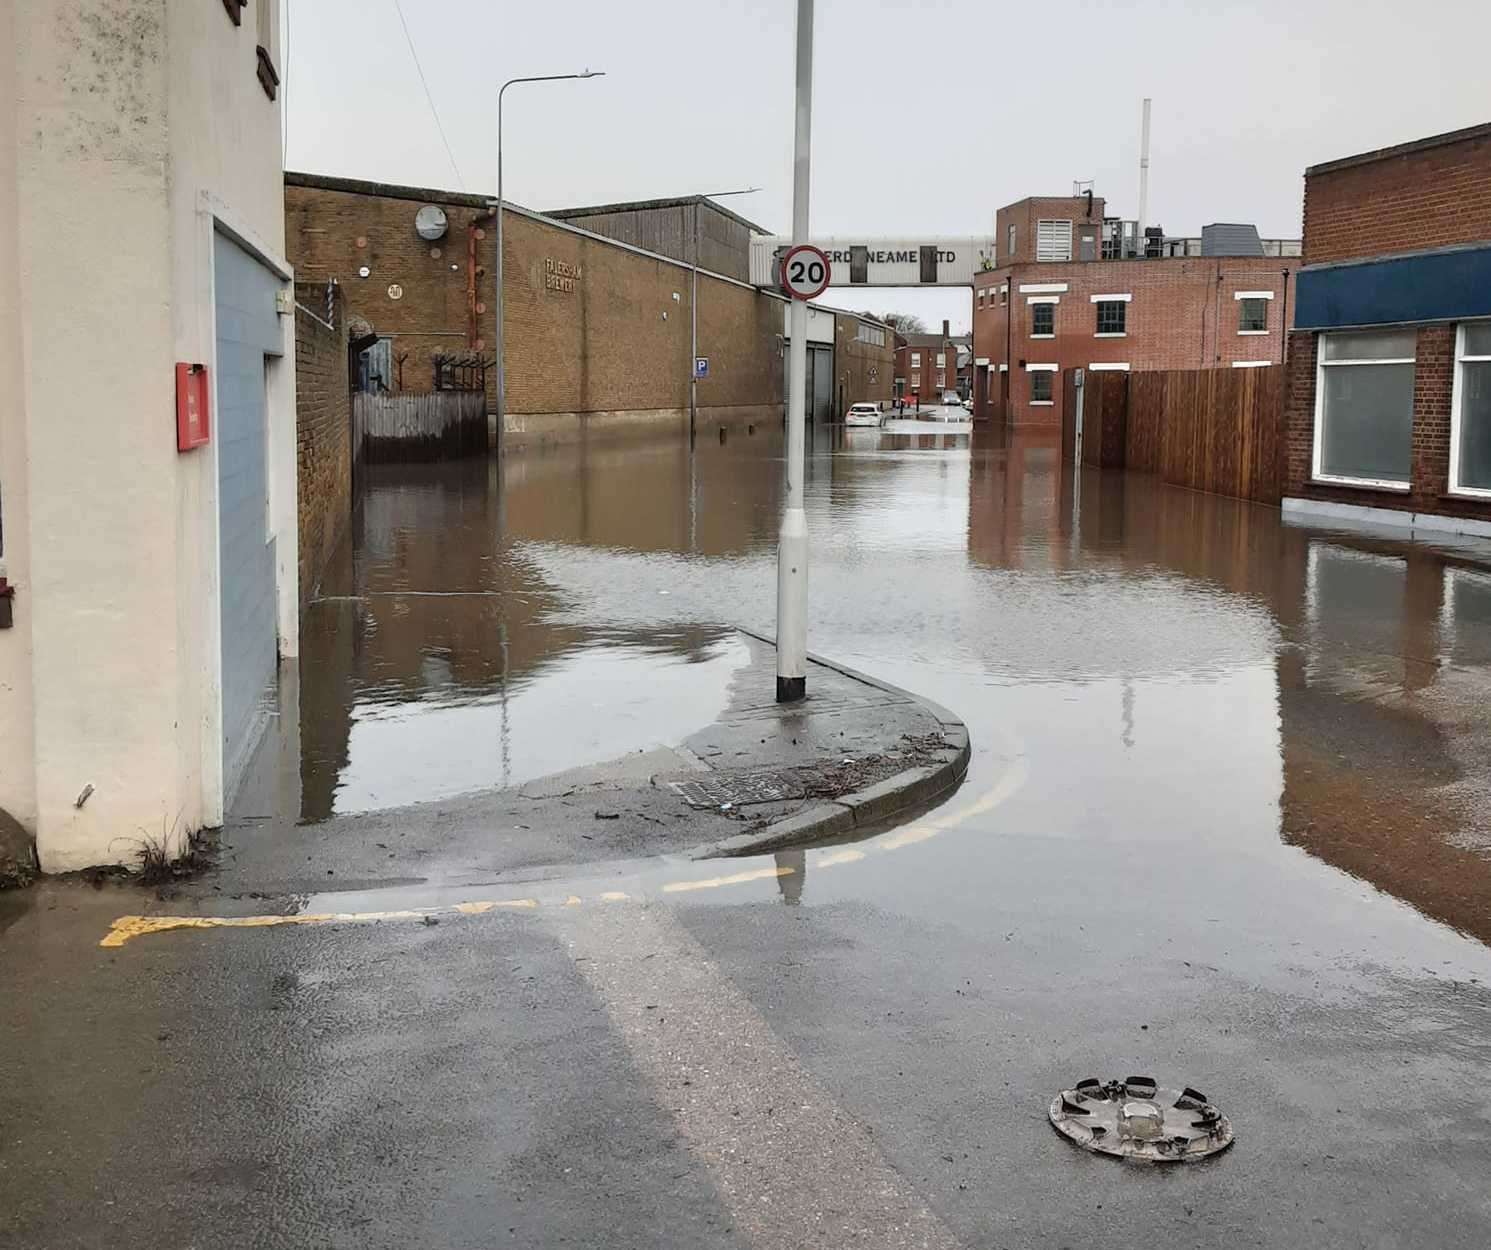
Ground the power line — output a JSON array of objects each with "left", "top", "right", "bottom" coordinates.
[{"left": 391, "top": 0, "right": 465, "bottom": 190}]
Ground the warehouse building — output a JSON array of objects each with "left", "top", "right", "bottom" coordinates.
[{"left": 285, "top": 175, "right": 893, "bottom": 446}]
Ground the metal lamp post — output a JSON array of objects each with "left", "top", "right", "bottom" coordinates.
[
  {"left": 690, "top": 186, "right": 760, "bottom": 439},
  {"left": 495, "top": 70, "right": 604, "bottom": 452},
  {"left": 775, "top": 0, "right": 814, "bottom": 703}
]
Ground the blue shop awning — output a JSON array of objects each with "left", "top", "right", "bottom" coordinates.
[{"left": 1294, "top": 243, "right": 1491, "bottom": 331}]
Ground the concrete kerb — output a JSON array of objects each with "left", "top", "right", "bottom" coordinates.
[{"left": 693, "top": 631, "right": 971, "bottom": 860}]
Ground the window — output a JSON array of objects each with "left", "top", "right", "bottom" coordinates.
[
  {"left": 855, "top": 323, "right": 885, "bottom": 347},
  {"left": 1239, "top": 298, "right": 1268, "bottom": 333},
  {"left": 1314, "top": 329, "right": 1417, "bottom": 487},
  {"left": 910, "top": 372, "right": 921, "bottom": 389},
  {"left": 1007, "top": 223, "right": 1016, "bottom": 258},
  {"left": 1030, "top": 371, "right": 1053, "bottom": 402},
  {"left": 910, "top": 352, "right": 921, "bottom": 367},
  {"left": 1036, "top": 220, "right": 1073, "bottom": 262},
  {"left": 1451, "top": 322, "right": 1491, "bottom": 495},
  {"left": 1031, "top": 303, "right": 1055, "bottom": 337},
  {"left": 255, "top": 0, "right": 280, "bottom": 98},
  {"left": 999, "top": 286, "right": 1008, "bottom": 307},
  {"left": 1095, "top": 301, "right": 1127, "bottom": 335},
  {"left": 935, "top": 353, "right": 946, "bottom": 367},
  {"left": 977, "top": 290, "right": 986, "bottom": 309}
]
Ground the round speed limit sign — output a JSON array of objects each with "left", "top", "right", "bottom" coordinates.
[{"left": 779, "top": 244, "right": 831, "bottom": 301}]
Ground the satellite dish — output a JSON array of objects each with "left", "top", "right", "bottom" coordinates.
[{"left": 415, "top": 204, "right": 448, "bottom": 241}]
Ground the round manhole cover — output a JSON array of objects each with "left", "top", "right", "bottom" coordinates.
[{"left": 1048, "top": 1077, "right": 1233, "bottom": 1163}]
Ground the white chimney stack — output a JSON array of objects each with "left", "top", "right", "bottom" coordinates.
[{"left": 1138, "top": 97, "right": 1152, "bottom": 240}]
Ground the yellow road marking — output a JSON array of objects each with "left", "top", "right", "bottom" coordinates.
[
  {"left": 662, "top": 865, "right": 793, "bottom": 894},
  {"left": 100, "top": 756, "right": 1028, "bottom": 947},
  {"left": 99, "top": 900, "right": 539, "bottom": 948}
]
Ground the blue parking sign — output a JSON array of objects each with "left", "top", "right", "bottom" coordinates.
[{"left": 694, "top": 357, "right": 709, "bottom": 379}]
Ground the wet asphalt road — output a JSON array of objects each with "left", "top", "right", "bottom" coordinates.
[{"left": 6, "top": 417, "right": 1491, "bottom": 1248}]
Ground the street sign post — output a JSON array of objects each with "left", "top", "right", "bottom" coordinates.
[
  {"left": 775, "top": 0, "right": 815, "bottom": 704},
  {"left": 779, "top": 243, "right": 831, "bottom": 301},
  {"left": 694, "top": 356, "right": 709, "bottom": 379}
]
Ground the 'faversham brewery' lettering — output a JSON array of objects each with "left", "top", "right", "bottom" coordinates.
[{"left": 544, "top": 257, "right": 581, "bottom": 293}]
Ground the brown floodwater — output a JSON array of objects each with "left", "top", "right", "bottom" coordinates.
[{"left": 288, "top": 421, "right": 1491, "bottom": 943}]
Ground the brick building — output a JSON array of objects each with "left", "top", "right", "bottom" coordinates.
[
  {"left": 973, "top": 193, "right": 1300, "bottom": 428},
  {"left": 284, "top": 174, "right": 893, "bottom": 443},
  {"left": 285, "top": 174, "right": 787, "bottom": 445},
  {"left": 895, "top": 322, "right": 970, "bottom": 404},
  {"left": 1284, "top": 122, "right": 1491, "bottom": 536}
]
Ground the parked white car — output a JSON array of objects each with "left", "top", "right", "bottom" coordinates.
[{"left": 844, "top": 402, "right": 882, "bottom": 428}]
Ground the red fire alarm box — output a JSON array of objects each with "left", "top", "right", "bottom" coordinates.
[{"left": 176, "top": 362, "right": 210, "bottom": 451}]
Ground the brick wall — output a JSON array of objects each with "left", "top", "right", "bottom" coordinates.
[
  {"left": 1303, "top": 124, "right": 1491, "bottom": 266},
  {"left": 1284, "top": 323, "right": 1491, "bottom": 524},
  {"left": 973, "top": 256, "right": 1298, "bottom": 428},
  {"left": 285, "top": 175, "right": 784, "bottom": 432},
  {"left": 995, "top": 195, "right": 1106, "bottom": 266},
  {"left": 293, "top": 280, "right": 351, "bottom": 601},
  {"left": 833, "top": 315, "right": 894, "bottom": 410}
]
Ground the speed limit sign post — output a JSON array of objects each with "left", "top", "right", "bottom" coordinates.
[{"left": 779, "top": 244, "right": 831, "bottom": 301}]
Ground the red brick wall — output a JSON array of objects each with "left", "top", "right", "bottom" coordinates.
[
  {"left": 973, "top": 257, "right": 1298, "bottom": 428},
  {"left": 1284, "top": 324, "right": 1491, "bottom": 524},
  {"left": 294, "top": 281, "right": 351, "bottom": 601},
  {"left": 285, "top": 178, "right": 784, "bottom": 422},
  {"left": 833, "top": 315, "right": 894, "bottom": 411},
  {"left": 995, "top": 196, "right": 1106, "bottom": 266},
  {"left": 1303, "top": 127, "right": 1491, "bottom": 265}
]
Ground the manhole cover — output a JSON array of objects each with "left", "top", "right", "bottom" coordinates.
[
  {"left": 670, "top": 771, "right": 805, "bottom": 808},
  {"left": 1048, "top": 1077, "right": 1234, "bottom": 1163}
]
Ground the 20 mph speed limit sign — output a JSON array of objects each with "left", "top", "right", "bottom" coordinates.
[{"left": 779, "top": 244, "right": 831, "bottom": 300}]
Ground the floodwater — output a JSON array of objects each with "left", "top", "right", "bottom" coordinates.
[{"left": 296, "top": 419, "right": 1491, "bottom": 945}]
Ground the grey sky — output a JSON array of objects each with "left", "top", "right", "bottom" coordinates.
[{"left": 286, "top": 0, "right": 1490, "bottom": 333}]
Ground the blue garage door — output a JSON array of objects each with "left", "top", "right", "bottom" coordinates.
[{"left": 214, "top": 231, "right": 282, "bottom": 804}]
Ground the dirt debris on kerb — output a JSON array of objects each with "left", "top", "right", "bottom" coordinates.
[
  {"left": 694, "top": 638, "right": 972, "bottom": 860},
  {"left": 0, "top": 807, "right": 38, "bottom": 890}
]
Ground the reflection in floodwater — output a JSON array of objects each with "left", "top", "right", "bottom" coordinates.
[{"left": 293, "top": 422, "right": 1491, "bottom": 944}]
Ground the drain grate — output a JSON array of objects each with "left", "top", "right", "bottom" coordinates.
[
  {"left": 1048, "top": 1077, "right": 1234, "bottom": 1163},
  {"left": 670, "top": 771, "right": 805, "bottom": 808}
]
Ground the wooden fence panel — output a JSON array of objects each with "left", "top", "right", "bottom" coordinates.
[
  {"left": 1119, "top": 366, "right": 1284, "bottom": 505},
  {"left": 352, "top": 390, "right": 488, "bottom": 462}
]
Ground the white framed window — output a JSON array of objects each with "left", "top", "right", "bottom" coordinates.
[
  {"left": 1030, "top": 303, "right": 1055, "bottom": 337},
  {"left": 910, "top": 352, "right": 921, "bottom": 367},
  {"left": 1007, "top": 222, "right": 1016, "bottom": 258},
  {"left": 999, "top": 285, "right": 1008, "bottom": 307},
  {"left": 1313, "top": 328, "right": 1417, "bottom": 490},
  {"left": 977, "top": 290, "right": 986, "bottom": 308},
  {"left": 1238, "top": 298, "right": 1269, "bottom": 334},
  {"left": 1450, "top": 321, "right": 1491, "bottom": 497},
  {"left": 910, "top": 372, "right": 920, "bottom": 389},
  {"left": 1036, "top": 220, "right": 1073, "bottom": 262},
  {"left": 936, "top": 369, "right": 946, "bottom": 388},
  {"left": 935, "top": 352, "right": 946, "bottom": 367},
  {"left": 1094, "top": 300, "right": 1127, "bottom": 336}
]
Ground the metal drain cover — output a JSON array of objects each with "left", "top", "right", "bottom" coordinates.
[
  {"left": 669, "top": 771, "right": 805, "bottom": 808},
  {"left": 1048, "top": 1077, "right": 1234, "bottom": 1163}
]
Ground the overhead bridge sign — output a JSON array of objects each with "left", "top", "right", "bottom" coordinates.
[{"left": 750, "top": 236, "right": 996, "bottom": 288}]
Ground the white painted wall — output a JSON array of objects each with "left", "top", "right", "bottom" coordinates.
[
  {"left": 2, "top": 1, "right": 294, "bottom": 870},
  {"left": 782, "top": 303, "right": 835, "bottom": 345},
  {"left": 0, "top": 0, "right": 37, "bottom": 839}
]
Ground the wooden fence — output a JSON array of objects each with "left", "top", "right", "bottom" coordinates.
[
  {"left": 352, "top": 390, "right": 488, "bottom": 463},
  {"left": 1060, "top": 366, "right": 1284, "bottom": 506},
  {"left": 1127, "top": 368, "right": 1283, "bottom": 504}
]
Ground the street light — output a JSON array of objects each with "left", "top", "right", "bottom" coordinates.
[
  {"left": 690, "top": 187, "right": 760, "bottom": 439},
  {"left": 494, "top": 70, "right": 605, "bottom": 453}
]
